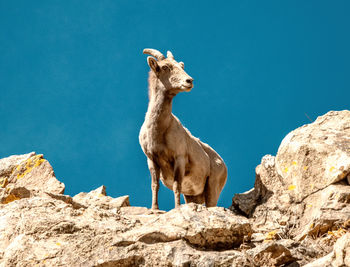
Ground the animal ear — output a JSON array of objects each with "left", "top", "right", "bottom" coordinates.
[
  {"left": 179, "top": 62, "right": 184, "bottom": 69},
  {"left": 147, "top": 57, "right": 160, "bottom": 73},
  {"left": 167, "top": 51, "right": 174, "bottom": 59}
]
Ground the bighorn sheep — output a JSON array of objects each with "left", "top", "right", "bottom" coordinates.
[{"left": 139, "top": 48, "right": 227, "bottom": 209}]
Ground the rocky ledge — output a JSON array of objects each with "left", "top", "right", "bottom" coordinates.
[{"left": 0, "top": 110, "right": 349, "bottom": 267}]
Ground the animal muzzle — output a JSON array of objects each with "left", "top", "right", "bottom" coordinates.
[{"left": 182, "top": 77, "right": 194, "bottom": 91}]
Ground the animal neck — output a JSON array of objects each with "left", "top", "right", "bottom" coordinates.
[{"left": 146, "top": 72, "right": 174, "bottom": 131}]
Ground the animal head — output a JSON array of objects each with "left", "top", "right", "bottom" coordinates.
[{"left": 143, "top": 48, "right": 194, "bottom": 94}]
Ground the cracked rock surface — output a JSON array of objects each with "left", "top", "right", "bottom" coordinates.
[
  {"left": 0, "top": 154, "right": 252, "bottom": 266},
  {"left": 231, "top": 110, "right": 350, "bottom": 266},
  {"left": 0, "top": 187, "right": 251, "bottom": 266}
]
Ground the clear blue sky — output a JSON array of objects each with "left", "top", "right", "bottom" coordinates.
[{"left": 1, "top": 1, "right": 349, "bottom": 210}]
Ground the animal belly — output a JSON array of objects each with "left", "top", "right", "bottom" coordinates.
[
  {"left": 161, "top": 174, "right": 206, "bottom": 196},
  {"left": 181, "top": 175, "right": 206, "bottom": 195},
  {"left": 156, "top": 152, "right": 209, "bottom": 196}
]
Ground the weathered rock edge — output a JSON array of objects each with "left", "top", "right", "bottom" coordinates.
[
  {"left": 0, "top": 153, "right": 252, "bottom": 266},
  {"left": 231, "top": 110, "right": 350, "bottom": 266}
]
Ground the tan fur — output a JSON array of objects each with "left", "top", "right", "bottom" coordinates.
[{"left": 139, "top": 48, "right": 227, "bottom": 209}]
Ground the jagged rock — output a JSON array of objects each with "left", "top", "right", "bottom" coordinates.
[
  {"left": 232, "top": 154, "right": 295, "bottom": 235},
  {"left": 231, "top": 110, "right": 350, "bottom": 266},
  {"left": 0, "top": 152, "right": 35, "bottom": 178},
  {"left": 303, "top": 232, "right": 350, "bottom": 267},
  {"left": 296, "top": 183, "right": 350, "bottom": 240},
  {"left": 231, "top": 188, "right": 257, "bottom": 216},
  {"left": 231, "top": 154, "right": 288, "bottom": 217},
  {"left": 302, "top": 252, "right": 334, "bottom": 267},
  {"left": 0, "top": 182, "right": 251, "bottom": 266},
  {"left": 333, "top": 232, "right": 350, "bottom": 266},
  {"left": 247, "top": 240, "right": 296, "bottom": 267},
  {"left": 73, "top": 185, "right": 130, "bottom": 209},
  {"left": 275, "top": 110, "right": 350, "bottom": 202},
  {"left": 0, "top": 152, "right": 64, "bottom": 204},
  {"left": 114, "top": 203, "right": 252, "bottom": 250}
]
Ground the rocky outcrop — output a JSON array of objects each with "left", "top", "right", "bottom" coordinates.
[
  {"left": 114, "top": 204, "right": 251, "bottom": 250},
  {"left": 275, "top": 110, "right": 350, "bottom": 202},
  {"left": 232, "top": 110, "right": 350, "bottom": 266},
  {"left": 0, "top": 152, "right": 64, "bottom": 204},
  {"left": 0, "top": 154, "right": 252, "bottom": 266},
  {"left": 0, "top": 110, "right": 349, "bottom": 266},
  {"left": 303, "top": 233, "right": 350, "bottom": 267},
  {"left": 0, "top": 190, "right": 252, "bottom": 266}
]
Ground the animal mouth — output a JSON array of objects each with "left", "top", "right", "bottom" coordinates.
[{"left": 181, "top": 85, "right": 193, "bottom": 91}]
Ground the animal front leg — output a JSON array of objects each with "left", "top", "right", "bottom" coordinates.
[
  {"left": 173, "top": 180, "right": 181, "bottom": 208},
  {"left": 147, "top": 158, "right": 160, "bottom": 210},
  {"left": 173, "top": 156, "right": 185, "bottom": 208}
]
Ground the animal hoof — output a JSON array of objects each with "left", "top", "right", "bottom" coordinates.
[{"left": 148, "top": 209, "right": 166, "bottom": 215}]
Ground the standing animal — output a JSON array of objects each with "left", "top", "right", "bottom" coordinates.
[{"left": 139, "top": 48, "right": 227, "bottom": 209}]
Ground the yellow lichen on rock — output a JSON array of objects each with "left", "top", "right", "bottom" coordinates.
[
  {"left": 34, "top": 158, "right": 45, "bottom": 167},
  {"left": 288, "top": 185, "right": 296, "bottom": 191},
  {"left": 0, "top": 177, "right": 8, "bottom": 188},
  {"left": 2, "top": 194, "right": 20, "bottom": 204},
  {"left": 16, "top": 155, "right": 45, "bottom": 180},
  {"left": 264, "top": 230, "right": 280, "bottom": 242},
  {"left": 328, "top": 228, "right": 346, "bottom": 239}
]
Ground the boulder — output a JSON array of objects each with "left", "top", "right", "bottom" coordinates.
[
  {"left": 0, "top": 152, "right": 65, "bottom": 204},
  {"left": 275, "top": 110, "right": 350, "bottom": 202},
  {"left": 231, "top": 110, "right": 350, "bottom": 266},
  {"left": 0, "top": 171, "right": 252, "bottom": 266},
  {"left": 114, "top": 203, "right": 252, "bottom": 250}
]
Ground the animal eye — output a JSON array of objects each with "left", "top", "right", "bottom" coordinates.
[{"left": 162, "top": 65, "right": 169, "bottom": 71}]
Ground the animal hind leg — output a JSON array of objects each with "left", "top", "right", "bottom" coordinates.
[
  {"left": 204, "top": 173, "right": 227, "bottom": 207},
  {"left": 184, "top": 193, "right": 205, "bottom": 205},
  {"left": 204, "top": 181, "right": 220, "bottom": 207}
]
